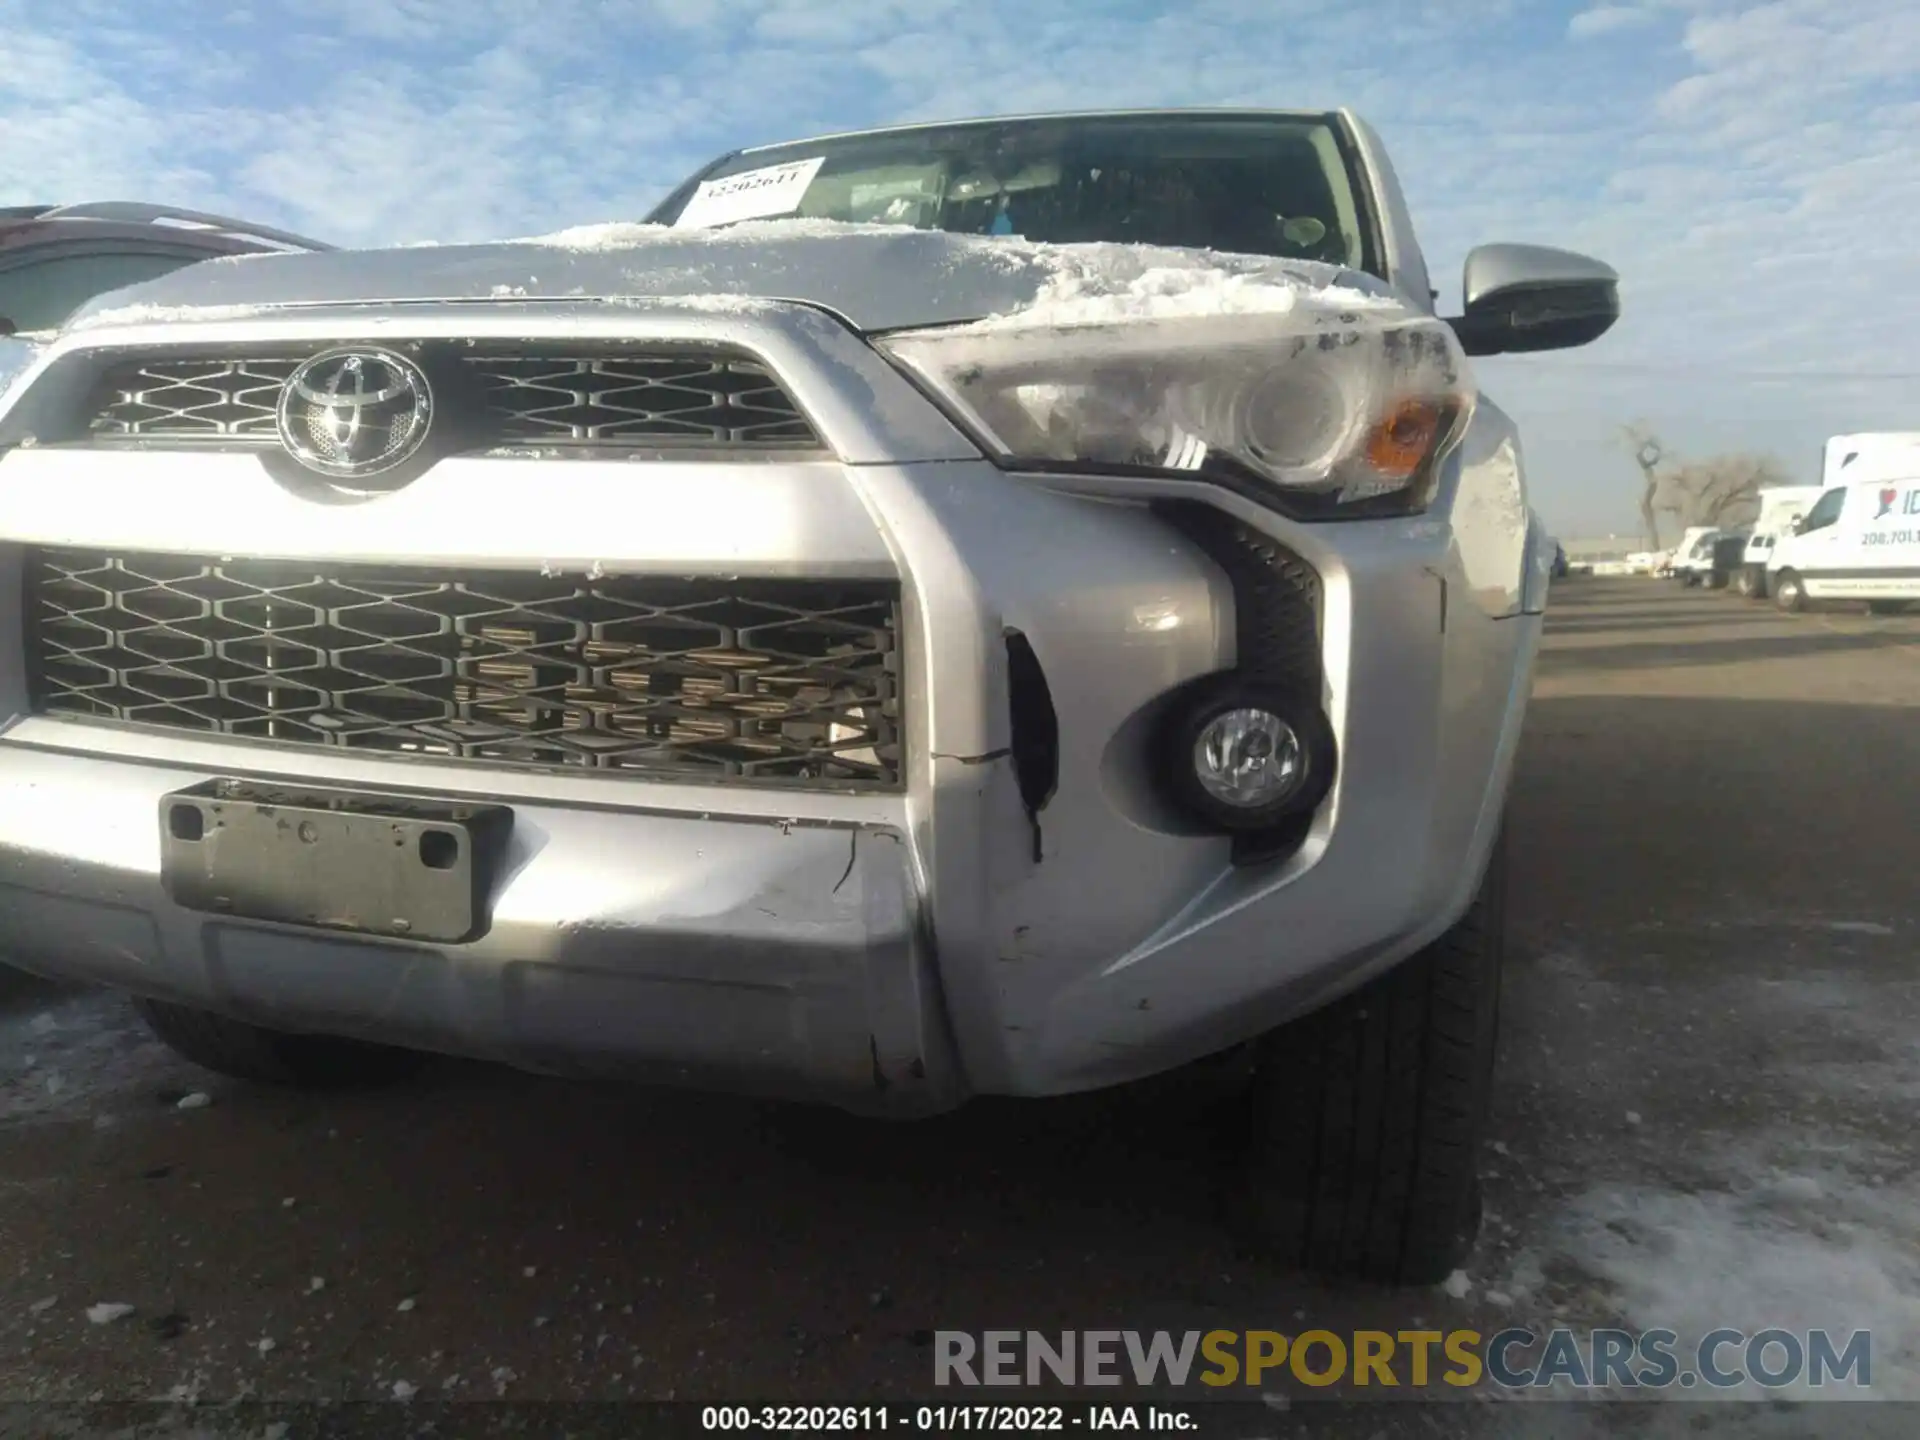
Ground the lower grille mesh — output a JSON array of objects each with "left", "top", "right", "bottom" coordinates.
[{"left": 27, "top": 549, "right": 903, "bottom": 789}]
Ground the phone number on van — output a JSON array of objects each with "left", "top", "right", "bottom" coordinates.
[{"left": 1862, "top": 530, "right": 1919, "bottom": 546}]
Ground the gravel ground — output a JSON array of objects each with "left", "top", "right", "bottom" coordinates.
[{"left": 1, "top": 578, "right": 1915, "bottom": 1436}]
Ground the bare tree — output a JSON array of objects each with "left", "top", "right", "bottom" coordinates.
[
  {"left": 1622, "top": 422, "right": 1665, "bottom": 549},
  {"left": 1621, "top": 424, "right": 1787, "bottom": 544},
  {"left": 1658, "top": 452, "right": 1787, "bottom": 529}
]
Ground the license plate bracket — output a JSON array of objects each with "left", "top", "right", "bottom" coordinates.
[{"left": 159, "top": 779, "right": 512, "bottom": 944}]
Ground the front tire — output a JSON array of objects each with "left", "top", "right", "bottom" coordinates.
[
  {"left": 1231, "top": 830, "right": 1507, "bottom": 1285},
  {"left": 134, "top": 998, "right": 421, "bottom": 1088},
  {"left": 1774, "top": 570, "right": 1807, "bottom": 613}
]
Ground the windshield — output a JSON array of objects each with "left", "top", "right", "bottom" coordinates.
[{"left": 649, "top": 114, "right": 1382, "bottom": 275}]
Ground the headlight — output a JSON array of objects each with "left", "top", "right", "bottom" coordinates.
[{"left": 878, "top": 307, "right": 1472, "bottom": 517}]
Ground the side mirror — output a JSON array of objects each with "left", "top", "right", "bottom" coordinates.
[
  {"left": 0, "top": 317, "right": 15, "bottom": 339},
  {"left": 1446, "top": 243, "right": 1619, "bottom": 357}
]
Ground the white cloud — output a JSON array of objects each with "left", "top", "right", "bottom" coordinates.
[
  {"left": 0, "top": 0, "right": 1913, "bottom": 536},
  {"left": 1568, "top": 5, "right": 1657, "bottom": 38}
]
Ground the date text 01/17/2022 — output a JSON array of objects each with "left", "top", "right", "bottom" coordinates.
[{"left": 700, "top": 1405, "right": 1198, "bottom": 1432}]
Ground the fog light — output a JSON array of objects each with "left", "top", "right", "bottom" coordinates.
[
  {"left": 1164, "top": 683, "right": 1336, "bottom": 832},
  {"left": 1194, "top": 708, "right": 1303, "bottom": 808}
]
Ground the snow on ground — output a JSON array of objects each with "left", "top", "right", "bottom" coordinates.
[
  {"left": 0, "top": 987, "right": 181, "bottom": 1128},
  {"left": 1513, "top": 1146, "right": 1920, "bottom": 1400},
  {"left": 1484, "top": 946, "right": 1920, "bottom": 1404}
]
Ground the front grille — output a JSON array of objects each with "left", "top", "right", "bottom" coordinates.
[
  {"left": 85, "top": 346, "right": 823, "bottom": 452},
  {"left": 27, "top": 549, "right": 902, "bottom": 789},
  {"left": 470, "top": 354, "right": 817, "bottom": 446},
  {"left": 90, "top": 357, "right": 301, "bottom": 440}
]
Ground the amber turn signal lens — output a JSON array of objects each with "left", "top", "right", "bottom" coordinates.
[{"left": 1364, "top": 400, "right": 1451, "bottom": 480}]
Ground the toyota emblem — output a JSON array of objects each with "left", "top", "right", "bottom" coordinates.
[{"left": 276, "top": 347, "right": 434, "bottom": 482}]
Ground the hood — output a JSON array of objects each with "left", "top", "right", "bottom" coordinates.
[{"left": 64, "top": 219, "right": 1402, "bottom": 335}]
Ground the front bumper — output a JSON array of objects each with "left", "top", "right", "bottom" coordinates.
[{"left": 0, "top": 302, "right": 1542, "bottom": 1114}]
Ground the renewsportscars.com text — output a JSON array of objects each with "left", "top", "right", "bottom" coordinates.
[{"left": 934, "top": 1328, "right": 1873, "bottom": 1391}]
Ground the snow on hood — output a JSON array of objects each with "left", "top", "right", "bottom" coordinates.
[{"left": 65, "top": 219, "right": 1407, "bottom": 336}]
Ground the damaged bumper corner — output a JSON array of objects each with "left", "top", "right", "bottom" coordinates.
[{"left": 0, "top": 745, "right": 964, "bottom": 1115}]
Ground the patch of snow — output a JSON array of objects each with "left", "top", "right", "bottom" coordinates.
[
  {"left": 175, "top": 1091, "right": 212, "bottom": 1110},
  {"left": 1625, "top": 1110, "right": 1642, "bottom": 1126},
  {"left": 0, "top": 337, "right": 46, "bottom": 396},
  {"left": 489, "top": 283, "right": 529, "bottom": 298},
  {"left": 958, "top": 246, "right": 1396, "bottom": 330},
  {"left": 0, "top": 991, "right": 184, "bottom": 1126},
  {"left": 396, "top": 1297, "right": 416, "bottom": 1312},
  {"left": 391, "top": 1380, "right": 418, "bottom": 1401},
  {"left": 1766, "top": 1174, "right": 1825, "bottom": 1205},
  {"left": 1439, "top": 1270, "right": 1473, "bottom": 1299},
  {"left": 255, "top": 1337, "right": 276, "bottom": 1355},
  {"left": 512, "top": 221, "right": 668, "bottom": 250},
  {"left": 29, "top": 1296, "right": 56, "bottom": 1314},
  {"left": 598, "top": 289, "right": 788, "bottom": 315},
  {"left": 307, "top": 1277, "right": 325, "bottom": 1294},
  {"left": 1538, "top": 1165, "right": 1920, "bottom": 1399},
  {"left": 509, "top": 217, "right": 922, "bottom": 250},
  {"left": 70, "top": 301, "right": 278, "bottom": 331},
  {"left": 86, "top": 1303, "right": 135, "bottom": 1325},
  {"left": 1821, "top": 920, "right": 1896, "bottom": 937}
]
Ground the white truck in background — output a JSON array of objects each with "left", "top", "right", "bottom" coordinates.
[
  {"left": 1733, "top": 485, "right": 1825, "bottom": 598},
  {"left": 1767, "top": 438, "right": 1920, "bottom": 613},
  {"left": 1820, "top": 432, "right": 1920, "bottom": 487},
  {"left": 1668, "top": 525, "right": 1722, "bottom": 585}
]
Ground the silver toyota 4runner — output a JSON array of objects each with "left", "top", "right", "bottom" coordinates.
[{"left": 0, "top": 111, "right": 1616, "bottom": 1283}]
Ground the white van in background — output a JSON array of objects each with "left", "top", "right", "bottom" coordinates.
[
  {"left": 1733, "top": 485, "right": 1825, "bottom": 598},
  {"left": 1768, "top": 468, "right": 1920, "bottom": 614},
  {"left": 1820, "top": 432, "right": 1920, "bottom": 488},
  {"left": 1667, "top": 525, "right": 1720, "bottom": 583}
]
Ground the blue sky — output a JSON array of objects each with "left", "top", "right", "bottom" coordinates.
[{"left": 4, "top": 0, "right": 1917, "bottom": 537}]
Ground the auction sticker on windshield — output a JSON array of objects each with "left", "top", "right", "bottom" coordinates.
[{"left": 674, "top": 157, "right": 826, "bottom": 229}]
